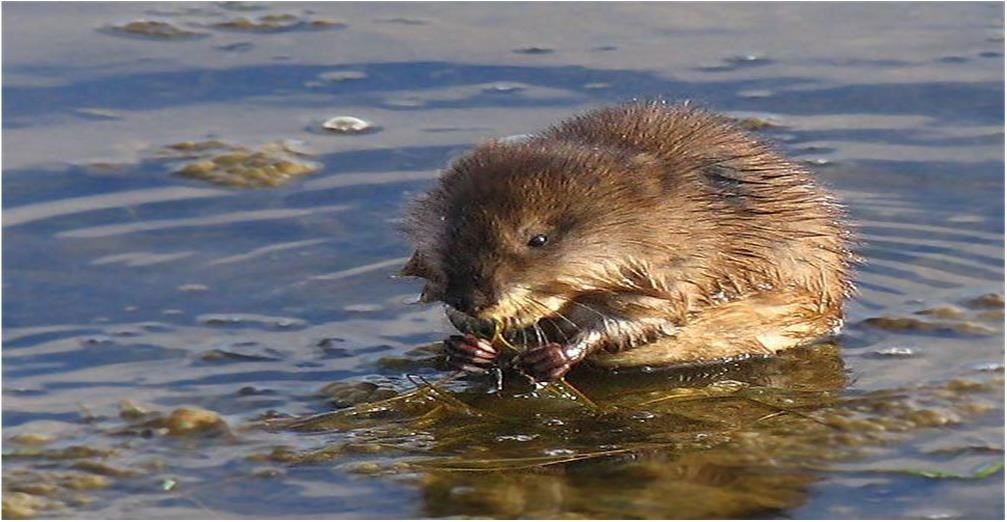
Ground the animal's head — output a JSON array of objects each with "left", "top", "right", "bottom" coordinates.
[{"left": 400, "top": 139, "right": 687, "bottom": 330}]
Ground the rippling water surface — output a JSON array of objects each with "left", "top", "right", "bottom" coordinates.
[{"left": 3, "top": 2, "right": 1004, "bottom": 519}]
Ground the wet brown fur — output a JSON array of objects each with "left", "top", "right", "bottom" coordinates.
[{"left": 402, "top": 102, "right": 855, "bottom": 369}]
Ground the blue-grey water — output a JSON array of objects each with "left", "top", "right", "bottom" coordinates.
[{"left": 3, "top": 2, "right": 1004, "bottom": 519}]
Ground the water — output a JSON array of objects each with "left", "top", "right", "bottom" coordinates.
[{"left": 3, "top": 2, "right": 1004, "bottom": 518}]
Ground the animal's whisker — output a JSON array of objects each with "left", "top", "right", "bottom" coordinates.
[
  {"left": 543, "top": 302, "right": 581, "bottom": 331},
  {"left": 567, "top": 300, "right": 615, "bottom": 333},
  {"left": 567, "top": 300, "right": 607, "bottom": 320},
  {"left": 526, "top": 296, "right": 577, "bottom": 343},
  {"left": 534, "top": 322, "right": 546, "bottom": 346}
]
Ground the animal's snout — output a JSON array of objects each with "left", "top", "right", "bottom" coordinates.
[{"left": 443, "top": 287, "right": 495, "bottom": 316}]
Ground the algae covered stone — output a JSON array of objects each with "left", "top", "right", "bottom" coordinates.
[
  {"left": 213, "top": 13, "right": 346, "bottom": 32},
  {"left": 170, "top": 140, "right": 321, "bottom": 188},
  {"left": 162, "top": 407, "right": 230, "bottom": 436},
  {"left": 103, "top": 20, "right": 208, "bottom": 40}
]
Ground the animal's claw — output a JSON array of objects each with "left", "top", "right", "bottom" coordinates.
[
  {"left": 515, "top": 342, "right": 580, "bottom": 382},
  {"left": 443, "top": 334, "right": 498, "bottom": 374}
]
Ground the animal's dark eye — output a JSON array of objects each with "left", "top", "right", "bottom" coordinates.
[{"left": 527, "top": 234, "right": 549, "bottom": 248}]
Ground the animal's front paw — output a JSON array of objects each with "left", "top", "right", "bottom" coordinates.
[
  {"left": 516, "top": 342, "right": 584, "bottom": 382},
  {"left": 443, "top": 334, "right": 498, "bottom": 374}
]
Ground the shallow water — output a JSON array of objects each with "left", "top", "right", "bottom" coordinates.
[{"left": 3, "top": 2, "right": 1004, "bottom": 519}]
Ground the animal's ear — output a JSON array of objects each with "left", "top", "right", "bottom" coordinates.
[{"left": 398, "top": 250, "right": 430, "bottom": 278}]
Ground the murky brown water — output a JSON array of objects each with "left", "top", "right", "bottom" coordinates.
[{"left": 3, "top": 2, "right": 1004, "bottom": 519}]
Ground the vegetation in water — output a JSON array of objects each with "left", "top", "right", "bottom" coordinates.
[
  {"left": 2, "top": 291, "right": 1003, "bottom": 518},
  {"left": 861, "top": 297, "right": 1002, "bottom": 336},
  {"left": 166, "top": 140, "right": 321, "bottom": 188},
  {"left": 2, "top": 403, "right": 233, "bottom": 519},
  {"left": 255, "top": 340, "right": 1002, "bottom": 518},
  {"left": 101, "top": 20, "right": 209, "bottom": 40},
  {"left": 212, "top": 13, "right": 347, "bottom": 33},
  {"left": 99, "top": 5, "right": 347, "bottom": 43}
]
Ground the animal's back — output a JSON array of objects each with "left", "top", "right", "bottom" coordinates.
[{"left": 402, "top": 102, "right": 855, "bottom": 378}]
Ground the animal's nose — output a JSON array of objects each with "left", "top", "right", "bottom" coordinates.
[
  {"left": 443, "top": 294, "right": 470, "bottom": 313},
  {"left": 444, "top": 288, "right": 494, "bottom": 316}
]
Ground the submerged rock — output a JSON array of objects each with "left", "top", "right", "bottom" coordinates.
[
  {"left": 102, "top": 20, "right": 207, "bottom": 40},
  {"left": 171, "top": 140, "right": 320, "bottom": 188},
  {"left": 71, "top": 461, "right": 138, "bottom": 478},
  {"left": 164, "top": 139, "right": 231, "bottom": 154},
  {"left": 319, "top": 381, "right": 398, "bottom": 408},
  {"left": 513, "top": 46, "right": 555, "bottom": 55},
  {"left": 57, "top": 473, "right": 110, "bottom": 491},
  {"left": 2, "top": 467, "right": 115, "bottom": 519},
  {"left": 162, "top": 407, "right": 229, "bottom": 436},
  {"left": 118, "top": 400, "right": 149, "bottom": 421},
  {"left": 213, "top": 13, "right": 346, "bottom": 32},
  {"left": 862, "top": 316, "right": 995, "bottom": 336},
  {"left": 345, "top": 461, "right": 384, "bottom": 475},
  {"left": 110, "top": 403, "right": 231, "bottom": 438},
  {"left": 2, "top": 492, "right": 58, "bottom": 519},
  {"left": 962, "top": 293, "right": 1004, "bottom": 309},
  {"left": 308, "top": 19, "right": 348, "bottom": 29},
  {"left": 8, "top": 433, "right": 55, "bottom": 446},
  {"left": 213, "top": 13, "right": 301, "bottom": 31},
  {"left": 914, "top": 306, "right": 965, "bottom": 319}
]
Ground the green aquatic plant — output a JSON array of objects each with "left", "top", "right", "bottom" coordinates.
[
  {"left": 260, "top": 339, "right": 1002, "bottom": 518},
  {"left": 878, "top": 461, "right": 1004, "bottom": 480},
  {"left": 101, "top": 20, "right": 208, "bottom": 40},
  {"left": 167, "top": 140, "right": 321, "bottom": 188}
]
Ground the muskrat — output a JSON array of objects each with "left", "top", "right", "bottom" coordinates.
[{"left": 400, "top": 102, "right": 855, "bottom": 382}]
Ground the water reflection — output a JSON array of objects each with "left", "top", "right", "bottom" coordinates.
[{"left": 278, "top": 339, "right": 997, "bottom": 519}]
